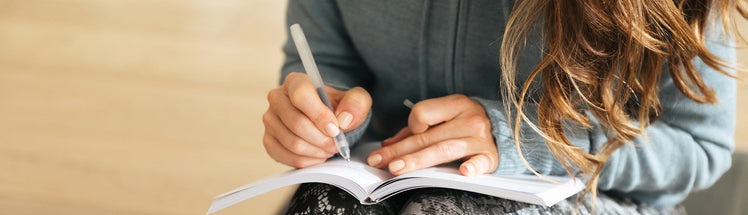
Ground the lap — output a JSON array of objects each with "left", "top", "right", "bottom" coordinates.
[
  {"left": 284, "top": 183, "right": 412, "bottom": 215},
  {"left": 399, "top": 188, "right": 684, "bottom": 215},
  {"left": 284, "top": 183, "right": 685, "bottom": 215}
]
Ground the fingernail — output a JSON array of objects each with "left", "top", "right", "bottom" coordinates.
[
  {"left": 337, "top": 112, "right": 353, "bottom": 130},
  {"left": 368, "top": 154, "right": 382, "bottom": 166},
  {"left": 389, "top": 160, "right": 405, "bottom": 172},
  {"left": 325, "top": 123, "right": 340, "bottom": 136}
]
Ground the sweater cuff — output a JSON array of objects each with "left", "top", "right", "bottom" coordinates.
[
  {"left": 471, "top": 97, "right": 532, "bottom": 175},
  {"left": 343, "top": 110, "right": 372, "bottom": 147},
  {"left": 471, "top": 97, "right": 591, "bottom": 176}
]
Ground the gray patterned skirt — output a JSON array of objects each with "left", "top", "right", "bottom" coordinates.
[{"left": 284, "top": 183, "right": 685, "bottom": 215}]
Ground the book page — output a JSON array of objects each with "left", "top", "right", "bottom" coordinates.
[
  {"left": 369, "top": 163, "right": 585, "bottom": 206},
  {"left": 290, "top": 158, "right": 392, "bottom": 193},
  {"left": 207, "top": 142, "right": 393, "bottom": 214},
  {"left": 207, "top": 142, "right": 584, "bottom": 214}
]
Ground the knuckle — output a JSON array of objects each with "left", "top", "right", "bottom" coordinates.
[
  {"left": 350, "top": 86, "right": 366, "bottom": 92},
  {"left": 348, "top": 87, "right": 372, "bottom": 106},
  {"left": 289, "top": 139, "right": 307, "bottom": 154},
  {"left": 345, "top": 94, "right": 366, "bottom": 108},
  {"left": 262, "top": 136, "right": 277, "bottom": 158},
  {"left": 290, "top": 159, "right": 307, "bottom": 168},
  {"left": 438, "top": 141, "right": 466, "bottom": 156},
  {"left": 466, "top": 114, "right": 487, "bottom": 124},
  {"left": 436, "top": 142, "right": 456, "bottom": 156},
  {"left": 261, "top": 111, "right": 273, "bottom": 125},
  {"left": 411, "top": 102, "right": 424, "bottom": 116},
  {"left": 380, "top": 146, "right": 397, "bottom": 160},
  {"left": 410, "top": 106, "right": 427, "bottom": 124},
  {"left": 284, "top": 72, "right": 301, "bottom": 84},
  {"left": 288, "top": 118, "right": 308, "bottom": 134},
  {"left": 452, "top": 94, "right": 478, "bottom": 108},
  {"left": 451, "top": 94, "right": 469, "bottom": 102},
  {"left": 287, "top": 120, "right": 302, "bottom": 133},
  {"left": 414, "top": 133, "right": 430, "bottom": 148},
  {"left": 288, "top": 90, "right": 305, "bottom": 107},
  {"left": 267, "top": 88, "right": 281, "bottom": 103},
  {"left": 266, "top": 89, "right": 274, "bottom": 103},
  {"left": 262, "top": 135, "right": 272, "bottom": 149},
  {"left": 465, "top": 115, "right": 489, "bottom": 131}
]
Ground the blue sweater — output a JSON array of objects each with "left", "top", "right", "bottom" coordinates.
[{"left": 280, "top": 0, "right": 736, "bottom": 206}]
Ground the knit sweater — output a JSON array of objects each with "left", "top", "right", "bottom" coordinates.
[{"left": 280, "top": 0, "right": 736, "bottom": 206}]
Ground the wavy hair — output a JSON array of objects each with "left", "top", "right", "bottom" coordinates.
[{"left": 500, "top": 0, "right": 747, "bottom": 205}]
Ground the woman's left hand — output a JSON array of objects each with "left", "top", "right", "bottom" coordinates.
[{"left": 366, "top": 94, "right": 498, "bottom": 176}]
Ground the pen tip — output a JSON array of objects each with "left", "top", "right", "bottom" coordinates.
[{"left": 345, "top": 158, "right": 351, "bottom": 163}]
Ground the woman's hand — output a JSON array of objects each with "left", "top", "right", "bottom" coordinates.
[
  {"left": 263, "top": 72, "right": 372, "bottom": 168},
  {"left": 366, "top": 94, "right": 498, "bottom": 176}
]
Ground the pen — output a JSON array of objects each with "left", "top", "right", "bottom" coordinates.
[
  {"left": 289, "top": 24, "right": 351, "bottom": 162},
  {"left": 403, "top": 99, "right": 415, "bottom": 109}
]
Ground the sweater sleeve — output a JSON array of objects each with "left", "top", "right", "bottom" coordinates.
[
  {"left": 281, "top": 0, "right": 373, "bottom": 145},
  {"left": 473, "top": 26, "right": 736, "bottom": 206}
]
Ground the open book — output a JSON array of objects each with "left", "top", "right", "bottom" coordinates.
[{"left": 206, "top": 142, "right": 585, "bottom": 214}]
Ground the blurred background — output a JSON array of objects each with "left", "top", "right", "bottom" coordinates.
[{"left": 0, "top": 1, "right": 745, "bottom": 214}]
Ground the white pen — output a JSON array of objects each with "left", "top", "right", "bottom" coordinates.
[
  {"left": 289, "top": 24, "right": 351, "bottom": 162},
  {"left": 403, "top": 99, "right": 415, "bottom": 109}
]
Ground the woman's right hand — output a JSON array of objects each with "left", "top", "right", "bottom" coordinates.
[{"left": 262, "top": 72, "right": 372, "bottom": 168}]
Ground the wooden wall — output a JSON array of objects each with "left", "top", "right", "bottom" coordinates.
[{"left": 0, "top": 1, "right": 745, "bottom": 214}]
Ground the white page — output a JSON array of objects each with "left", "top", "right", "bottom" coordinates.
[
  {"left": 207, "top": 142, "right": 584, "bottom": 214},
  {"left": 370, "top": 164, "right": 585, "bottom": 206},
  {"left": 207, "top": 143, "right": 393, "bottom": 214}
]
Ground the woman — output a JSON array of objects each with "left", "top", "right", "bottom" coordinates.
[{"left": 262, "top": 0, "right": 746, "bottom": 214}]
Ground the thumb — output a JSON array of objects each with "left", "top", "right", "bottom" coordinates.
[
  {"left": 333, "top": 87, "right": 372, "bottom": 132},
  {"left": 460, "top": 153, "right": 497, "bottom": 177}
]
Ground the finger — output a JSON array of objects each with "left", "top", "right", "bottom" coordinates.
[
  {"left": 387, "top": 138, "right": 473, "bottom": 175},
  {"left": 382, "top": 127, "right": 411, "bottom": 146},
  {"left": 332, "top": 87, "right": 372, "bottom": 131},
  {"left": 267, "top": 88, "right": 336, "bottom": 153},
  {"left": 284, "top": 72, "right": 340, "bottom": 137},
  {"left": 263, "top": 111, "right": 335, "bottom": 158},
  {"left": 325, "top": 86, "right": 345, "bottom": 108},
  {"left": 262, "top": 132, "right": 327, "bottom": 169},
  {"left": 408, "top": 94, "right": 472, "bottom": 133},
  {"left": 368, "top": 121, "right": 470, "bottom": 168},
  {"left": 460, "top": 153, "right": 497, "bottom": 177}
]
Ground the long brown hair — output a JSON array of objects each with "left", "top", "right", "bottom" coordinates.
[{"left": 500, "top": 0, "right": 747, "bottom": 205}]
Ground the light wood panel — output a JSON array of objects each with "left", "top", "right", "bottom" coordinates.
[
  {"left": 0, "top": 0, "right": 292, "bottom": 214},
  {"left": 0, "top": 1, "right": 746, "bottom": 215}
]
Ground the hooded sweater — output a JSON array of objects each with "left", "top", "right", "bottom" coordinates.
[{"left": 280, "top": 0, "right": 736, "bottom": 206}]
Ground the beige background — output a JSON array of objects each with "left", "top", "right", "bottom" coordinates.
[{"left": 0, "top": 1, "right": 745, "bottom": 215}]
